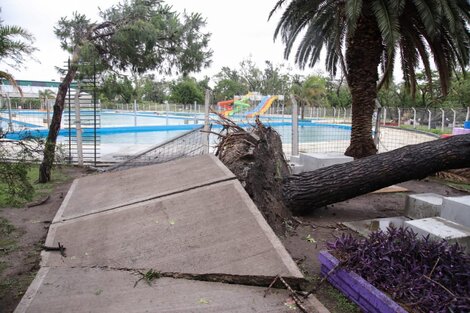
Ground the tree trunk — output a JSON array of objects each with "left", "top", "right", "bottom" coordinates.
[
  {"left": 216, "top": 118, "right": 291, "bottom": 235},
  {"left": 38, "top": 65, "right": 78, "bottom": 183},
  {"left": 344, "top": 13, "right": 383, "bottom": 159},
  {"left": 283, "top": 134, "right": 470, "bottom": 213}
]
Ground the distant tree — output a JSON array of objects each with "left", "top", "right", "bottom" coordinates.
[
  {"left": 213, "top": 66, "right": 249, "bottom": 101},
  {"left": 260, "top": 61, "right": 292, "bottom": 96},
  {"left": 291, "top": 75, "right": 327, "bottom": 119},
  {"left": 170, "top": 77, "right": 204, "bottom": 105},
  {"left": 38, "top": 89, "right": 55, "bottom": 110},
  {"left": 38, "top": 0, "right": 213, "bottom": 182}
]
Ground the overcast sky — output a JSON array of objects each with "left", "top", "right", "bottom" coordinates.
[{"left": 1, "top": 0, "right": 323, "bottom": 83}]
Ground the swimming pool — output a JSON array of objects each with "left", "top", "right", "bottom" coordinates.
[{"left": 2, "top": 110, "right": 351, "bottom": 159}]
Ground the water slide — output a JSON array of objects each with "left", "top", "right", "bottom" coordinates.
[
  {"left": 217, "top": 94, "right": 251, "bottom": 116},
  {"left": 231, "top": 100, "right": 250, "bottom": 115},
  {"left": 246, "top": 96, "right": 278, "bottom": 118},
  {"left": 217, "top": 99, "right": 234, "bottom": 116}
]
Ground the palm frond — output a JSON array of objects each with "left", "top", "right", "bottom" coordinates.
[
  {"left": 0, "top": 71, "right": 23, "bottom": 97},
  {"left": 345, "top": 0, "right": 363, "bottom": 35}
]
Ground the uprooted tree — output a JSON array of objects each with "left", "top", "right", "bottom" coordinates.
[
  {"left": 216, "top": 118, "right": 470, "bottom": 229},
  {"left": 38, "top": 0, "right": 212, "bottom": 183}
]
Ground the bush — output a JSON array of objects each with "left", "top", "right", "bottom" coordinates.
[{"left": 328, "top": 226, "right": 470, "bottom": 313}]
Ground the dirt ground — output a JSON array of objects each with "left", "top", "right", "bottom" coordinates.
[
  {"left": 0, "top": 166, "right": 468, "bottom": 313},
  {"left": 0, "top": 166, "right": 88, "bottom": 313}
]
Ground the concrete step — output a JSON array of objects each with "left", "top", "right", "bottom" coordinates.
[
  {"left": 405, "top": 217, "right": 470, "bottom": 251},
  {"left": 288, "top": 153, "right": 352, "bottom": 173},
  {"left": 441, "top": 195, "right": 470, "bottom": 228},
  {"left": 404, "top": 193, "right": 444, "bottom": 219},
  {"left": 290, "top": 163, "right": 304, "bottom": 174}
]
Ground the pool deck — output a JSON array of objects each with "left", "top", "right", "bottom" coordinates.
[{"left": 15, "top": 154, "right": 328, "bottom": 313}]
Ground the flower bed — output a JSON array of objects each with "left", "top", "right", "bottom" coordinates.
[
  {"left": 321, "top": 227, "right": 470, "bottom": 313},
  {"left": 319, "top": 250, "right": 407, "bottom": 313}
]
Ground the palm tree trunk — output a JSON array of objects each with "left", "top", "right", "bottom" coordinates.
[
  {"left": 38, "top": 65, "right": 78, "bottom": 183},
  {"left": 344, "top": 14, "right": 383, "bottom": 159}
]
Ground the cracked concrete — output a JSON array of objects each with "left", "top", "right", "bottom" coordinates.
[{"left": 15, "top": 155, "right": 328, "bottom": 313}]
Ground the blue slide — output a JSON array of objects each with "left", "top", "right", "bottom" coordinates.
[{"left": 245, "top": 96, "right": 270, "bottom": 117}]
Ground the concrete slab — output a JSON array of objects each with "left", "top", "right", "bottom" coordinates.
[
  {"left": 441, "top": 196, "right": 470, "bottom": 228},
  {"left": 343, "top": 216, "right": 410, "bottom": 237},
  {"left": 404, "top": 193, "right": 443, "bottom": 219},
  {"left": 54, "top": 154, "right": 235, "bottom": 222},
  {"left": 405, "top": 217, "right": 470, "bottom": 251},
  {"left": 43, "top": 180, "right": 302, "bottom": 278},
  {"left": 291, "top": 153, "right": 353, "bottom": 172},
  {"left": 15, "top": 267, "right": 322, "bottom": 313}
]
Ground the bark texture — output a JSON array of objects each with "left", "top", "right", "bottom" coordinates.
[
  {"left": 345, "top": 12, "right": 383, "bottom": 159},
  {"left": 216, "top": 117, "right": 291, "bottom": 234},
  {"left": 284, "top": 134, "right": 470, "bottom": 213},
  {"left": 38, "top": 65, "right": 78, "bottom": 183}
]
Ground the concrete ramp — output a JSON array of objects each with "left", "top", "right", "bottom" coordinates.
[
  {"left": 54, "top": 154, "right": 235, "bottom": 222},
  {"left": 16, "top": 155, "right": 324, "bottom": 313}
]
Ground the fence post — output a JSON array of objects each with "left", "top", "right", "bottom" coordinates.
[
  {"left": 323, "top": 107, "right": 326, "bottom": 118},
  {"left": 383, "top": 107, "right": 387, "bottom": 125},
  {"left": 343, "top": 107, "right": 347, "bottom": 123},
  {"left": 451, "top": 109, "right": 456, "bottom": 129},
  {"left": 397, "top": 108, "right": 401, "bottom": 127},
  {"left": 466, "top": 107, "right": 470, "bottom": 121},
  {"left": 290, "top": 95, "right": 299, "bottom": 156},
  {"left": 412, "top": 107, "right": 417, "bottom": 128},
  {"left": 204, "top": 90, "right": 211, "bottom": 154},
  {"left": 427, "top": 109, "right": 432, "bottom": 129},
  {"left": 165, "top": 101, "right": 169, "bottom": 126},
  {"left": 74, "top": 89, "right": 83, "bottom": 165},
  {"left": 440, "top": 108, "right": 445, "bottom": 132},
  {"left": 6, "top": 93, "right": 13, "bottom": 132},
  {"left": 133, "top": 100, "right": 138, "bottom": 126},
  {"left": 333, "top": 107, "right": 337, "bottom": 123}
]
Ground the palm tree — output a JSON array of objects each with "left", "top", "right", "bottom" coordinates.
[
  {"left": 291, "top": 75, "right": 327, "bottom": 119},
  {"left": 38, "top": 89, "right": 56, "bottom": 126},
  {"left": 271, "top": 0, "right": 470, "bottom": 158}
]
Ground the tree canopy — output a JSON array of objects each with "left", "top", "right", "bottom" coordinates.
[{"left": 39, "top": 0, "right": 213, "bottom": 182}]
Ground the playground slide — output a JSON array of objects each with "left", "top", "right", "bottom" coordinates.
[{"left": 246, "top": 96, "right": 278, "bottom": 118}]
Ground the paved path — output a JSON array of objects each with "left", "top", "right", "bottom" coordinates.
[{"left": 15, "top": 155, "right": 327, "bottom": 313}]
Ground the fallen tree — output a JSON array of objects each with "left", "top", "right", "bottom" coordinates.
[
  {"left": 216, "top": 118, "right": 470, "bottom": 221},
  {"left": 284, "top": 133, "right": 470, "bottom": 213}
]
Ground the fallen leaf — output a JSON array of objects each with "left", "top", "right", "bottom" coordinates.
[
  {"left": 303, "top": 234, "right": 316, "bottom": 243},
  {"left": 198, "top": 298, "right": 209, "bottom": 304}
]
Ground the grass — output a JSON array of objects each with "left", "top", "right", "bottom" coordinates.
[
  {"left": 323, "top": 284, "right": 361, "bottom": 313},
  {"left": 399, "top": 125, "right": 451, "bottom": 135},
  {"left": 0, "top": 217, "right": 17, "bottom": 256},
  {"left": 303, "top": 274, "right": 360, "bottom": 313},
  {"left": 0, "top": 165, "right": 70, "bottom": 208},
  {"left": 0, "top": 272, "right": 37, "bottom": 299},
  {"left": 444, "top": 182, "right": 470, "bottom": 192}
]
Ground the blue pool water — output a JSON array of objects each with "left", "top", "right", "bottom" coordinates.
[{"left": 2, "top": 111, "right": 351, "bottom": 147}]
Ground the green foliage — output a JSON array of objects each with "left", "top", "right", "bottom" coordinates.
[
  {"left": 0, "top": 161, "right": 34, "bottom": 206},
  {"left": 0, "top": 217, "right": 17, "bottom": 256},
  {"left": 59, "top": 0, "right": 213, "bottom": 76},
  {"left": 170, "top": 77, "right": 204, "bottom": 104}
]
